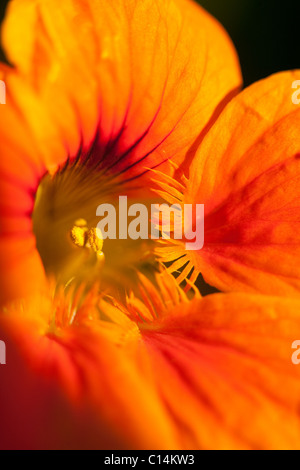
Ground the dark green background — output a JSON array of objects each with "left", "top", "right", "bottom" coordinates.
[
  {"left": 0, "top": 0, "right": 299, "bottom": 86},
  {"left": 199, "top": 0, "right": 300, "bottom": 86}
]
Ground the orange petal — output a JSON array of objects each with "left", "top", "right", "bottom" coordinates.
[
  {"left": 0, "top": 87, "right": 53, "bottom": 304},
  {"left": 0, "top": 291, "right": 180, "bottom": 449},
  {"left": 141, "top": 292, "right": 300, "bottom": 449},
  {"left": 1, "top": 0, "right": 242, "bottom": 178},
  {"left": 1, "top": 279, "right": 300, "bottom": 449},
  {"left": 0, "top": 321, "right": 131, "bottom": 450},
  {"left": 166, "top": 71, "right": 300, "bottom": 296}
]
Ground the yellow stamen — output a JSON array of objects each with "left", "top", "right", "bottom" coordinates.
[
  {"left": 70, "top": 221, "right": 104, "bottom": 255},
  {"left": 86, "top": 228, "right": 104, "bottom": 254},
  {"left": 70, "top": 225, "right": 88, "bottom": 248}
]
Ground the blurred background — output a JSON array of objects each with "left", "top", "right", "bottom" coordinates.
[{"left": 1, "top": 0, "right": 298, "bottom": 87}]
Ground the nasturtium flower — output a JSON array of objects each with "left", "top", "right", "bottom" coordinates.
[
  {"left": 0, "top": 0, "right": 299, "bottom": 452},
  {"left": 0, "top": 0, "right": 242, "bottom": 306}
]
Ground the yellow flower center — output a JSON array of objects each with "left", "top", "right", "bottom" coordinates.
[{"left": 32, "top": 162, "right": 156, "bottom": 297}]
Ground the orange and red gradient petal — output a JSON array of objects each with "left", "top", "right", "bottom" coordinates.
[
  {"left": 1, "top": 282, "right": 300, "bottom": 450},
  {"left": 141, "top": 293, "right": 300, "bottom": 450},
  {"left": 181, "top": 71, "right": 300, "bottom": 296},
  {"left": 0, "top": 326, "right": 129, "bottom": 450},
  {"left": 1, "top": 0, "right": 242, "bottom": 178},
  {"left": 0, "top": 293, "right": 181, "bottom": 450},
  {"left": 0, "top": 78, "right": 66, "bottom": 304}
]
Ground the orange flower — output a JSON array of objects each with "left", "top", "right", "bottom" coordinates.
[
  {"left": 158, "top": 71, "right": 300, "bottom": 296},
  {"left": 1, "top": 274, "right": 300, "bottom": 450},
  {"left": 0, "top": 0, "right": 241, "bottom": 306},
  {"left": 1, "top": 0, "right": 299, "bottom": 452}
]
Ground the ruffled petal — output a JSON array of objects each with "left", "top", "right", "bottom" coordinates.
[
  {"left": 165, "top": 71, "right": 300, "bottom": 296},
  {"left": 0, "top": 291, "right": 181, "bottom": 449},
  {"left": 141, "top": 292, "right": 300, "bottom": 449},
  {"left": 1, "top": 0, "right": 242, "bottom": 177},
  {"left": 1, "top": 279, "right": 300, "bottom": 449}
]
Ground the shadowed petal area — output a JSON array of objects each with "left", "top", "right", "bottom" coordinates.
[
  {"left": 160, "top": 71, "right": 300, "bottom": 296},
  {"left": 0, "top": 282, "right": 185, "bottom": 450},
  {"left": 1, "top": 276, "right": 300, "bottom": 449},
  {"left": 0, "top": 327, "right": 129, "bottom": 450}
]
